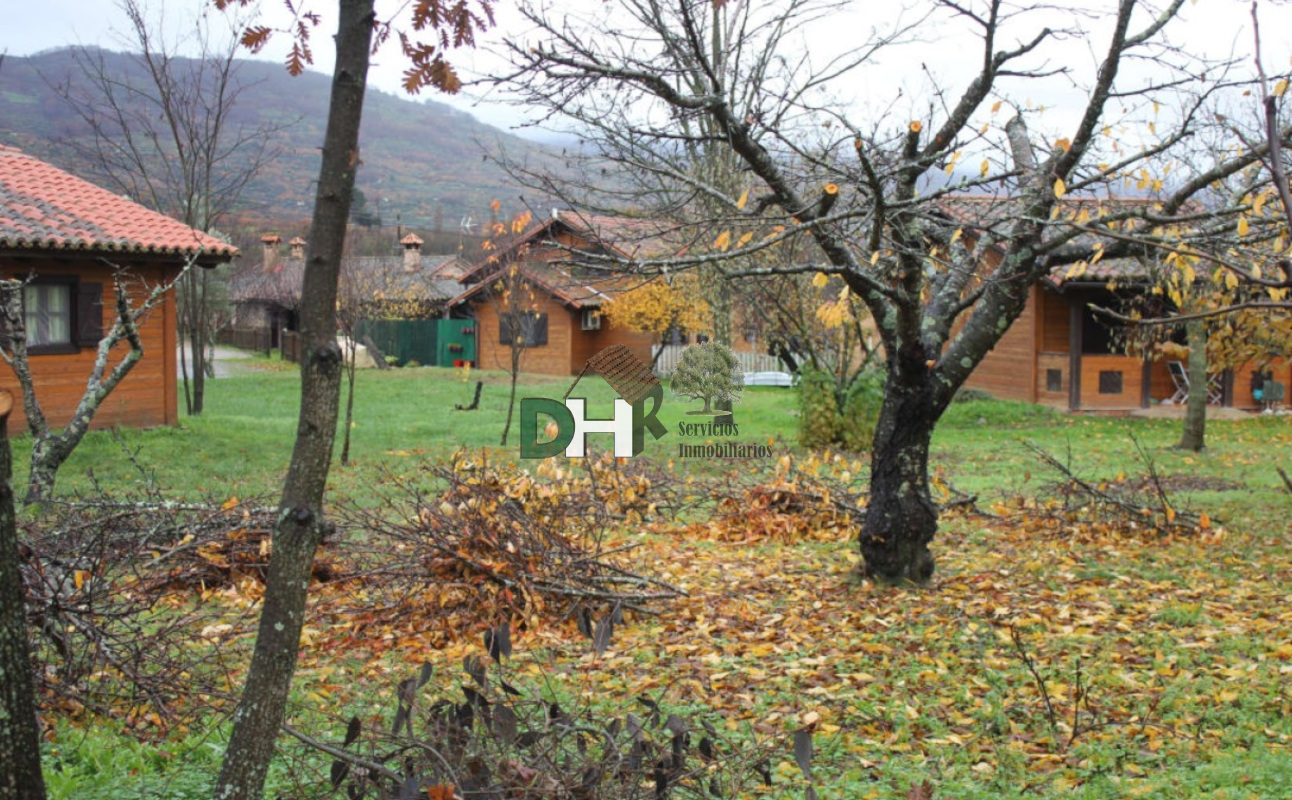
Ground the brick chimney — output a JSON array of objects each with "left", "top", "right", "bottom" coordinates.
[
  {"left": 288, "top": 236, "right": 306, "bottom": 260},
  {"left": 260, "top": 234, "right": 281, "bottom": 272},
  {"left": 400, "top": 232, "right": 424, "bottom": 273}
]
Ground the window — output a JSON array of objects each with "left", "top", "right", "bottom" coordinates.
[
  {"left": 25, "top": 284, "right": 72, "bottom": 346},
  {"left": 499, "top": 311, "right": 548, "bottom": 347},
  {"left": 2, "top": 278, "right": 103, "bottom": 355},
  {"left": 1046, "top": 369, "right": 1063, "bottom": 392},
  {"left": 580, "top": 307, "right": 601, "bottom": 331},
  {"left": 1098, "top": 370, "right": 1123, "bottom": 394}
]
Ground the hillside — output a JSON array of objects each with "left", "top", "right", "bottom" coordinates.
[{"left": 0, "top": 48, "right": 559, "bottom": 230}]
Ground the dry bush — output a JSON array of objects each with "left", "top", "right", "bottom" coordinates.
[{"left": 291, "top": 623, "right": 813, "bottom": 800}]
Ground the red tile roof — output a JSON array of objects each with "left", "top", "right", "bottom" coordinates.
[{"left": 0, "top": 145, "right": 237, "bottom": 261}]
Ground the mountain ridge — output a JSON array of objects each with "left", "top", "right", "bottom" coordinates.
[{"left": 0, "top": 47, "right": 556, "bottom": 231}]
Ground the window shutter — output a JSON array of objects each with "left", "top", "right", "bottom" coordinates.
[{"left": 75, "top": 282, "right": 104, "bottom": 347}]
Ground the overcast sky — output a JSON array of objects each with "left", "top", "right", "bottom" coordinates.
[{"left": 5, "top": 0, "right": 1292, "bottom": 141}]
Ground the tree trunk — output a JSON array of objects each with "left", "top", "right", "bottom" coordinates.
[
  {"left": 188, "top": 325, "right": 206, "bottom": 415},
  {"left": 708, "top": 271, "right": 733, "bottom": 421},
  {"left": 25, "top": 435, "right": 71, "bottom": 505},
  {"left": 187, "top": 269, "right": 208, "bottom": 414},
  {"left": 859, "top": 373, "right": 938, "bottom": 584},
  {"left": 213, "top": 3, "right": 374, "bottom": 798},
  {"left": 1176, "top": 320, "right": 1207, "bottom": 452},
  {"left": 501, "top": 367, "right": 519, "bottom": 446},
  {"left": 0, "top": 391, "right": 48, "bottom": 800},
  {"left": 340, "top": 348, "right": 357, "bottom": 466},
  {"left": 179, "top": 329, "right": 193, "bottom": 416}
]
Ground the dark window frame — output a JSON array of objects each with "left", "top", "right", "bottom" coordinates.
[
  {"left": 3, "top": 275, "right": 104, "bottom": 356},
  {"left": 499, "top": 310, "right": 549, "bottom": 347},
  {"left": 1098, "top": 370, "right": 1124, "bottom": 395},
  {"left": 1046, "top": 368, "right": 1063, "bottom": 393}
]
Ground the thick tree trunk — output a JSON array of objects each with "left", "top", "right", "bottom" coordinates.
[
  {"left": 1176, "top": 320, "right": 1207, "bottom": 452},
  {"left": 0, "top": 391, "right": 48, "bottom": 800},
  {"left": 213, "top": 3, "right": 374, "bottom": 798},
  {"left": 25, "top": 436, "right": 73, "bottom": 505},
  {"left": 859, "top": 373, "right": 938, "bottom": 584}
]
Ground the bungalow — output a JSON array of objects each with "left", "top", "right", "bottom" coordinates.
[
  {"left": 950, "top": 196, "right": 1290, "bottom": 412},
  {"left": 449, "top": 211, "right": 676, "bottom": 376},
  {"left": 228, "top": 233, "right": 472, "bottom": 365},
  {"left": 0, "top": 145, "right": 236, "bottom": 430},
  {"left": 228, "top": 233, "right": 465, "bottom": 345}
]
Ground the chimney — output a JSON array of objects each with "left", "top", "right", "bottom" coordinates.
[
  {"left": 288, "top": 236, "right": 307, "bottom": 260},
  {"left": 260, "top": 233, "right": 282, "bottom": 272},
  {"left": 400, "top": 232, "right": 424, "bottom": 273}
]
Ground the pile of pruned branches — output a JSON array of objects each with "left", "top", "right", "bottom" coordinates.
[
  {"left": 334, "top": 452, "right": 683, "bottom": 626},
  {"left": 18, "top": 493, "right": 283, "bottom": 726},
  {"left": 1020, "top": 440, "right": 1213, "bottom": 539},
  {"left": 293, "top": 623, "right": 817, "bottom": 800}
]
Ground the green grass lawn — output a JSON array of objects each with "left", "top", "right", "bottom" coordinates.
[
  {"left": 17, "top": 362, "right": 1292, "bottom": 799},
  {"left": 19, "top": 362, "right": 1292, "bottom": 526}
]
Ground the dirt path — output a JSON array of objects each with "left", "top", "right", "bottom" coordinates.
[{"left": 177, "top": 345, "right": 278, "bottom": 379}]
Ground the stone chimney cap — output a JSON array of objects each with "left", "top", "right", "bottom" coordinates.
[
  {"left": 400, "top": 233, "right": 424, "bottom": 246},
  {"left": 260, "top": 233, "right": 282, "bottom": 244},
  {"left": 289, "top": 236, "right": 306, "bottom": 246}
]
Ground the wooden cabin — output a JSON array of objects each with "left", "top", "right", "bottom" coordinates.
[
  {"left": 965, "top": 277, "right": 1292, "bottom": 412},
  {"left": 0, "top": 145, "right": 236, "bottom": 430},
  {"left": 451, "top": 212, "right": 671, "bottom": 376}
]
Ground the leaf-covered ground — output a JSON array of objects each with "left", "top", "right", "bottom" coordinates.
[
  {"left": 27, "top": 370, "right": 1292, "bottom": 798},
  {"left": 215, "top": 456, "right": 1290, "bottom": 800}
]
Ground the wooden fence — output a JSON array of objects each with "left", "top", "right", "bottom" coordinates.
[
  {"left": 281, "top": 330, "right": 302, "bottom": 364},
  {"left": 651, "top": 344, "right": 789, "bottom": 377},
  {"left": 217, "top": 326, "right": 273, "bottom": 355}
]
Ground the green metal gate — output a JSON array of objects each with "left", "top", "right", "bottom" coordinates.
[
  {"left": 436, "top": 319, "right": 477, "bottom": 367},
  {"left": 355, "top": 318, "right": 476, "bottom": 367}
]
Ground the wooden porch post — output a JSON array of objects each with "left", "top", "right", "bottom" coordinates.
[{"left": 1068, "top": 299, "right": 1083, "bottom": 411}]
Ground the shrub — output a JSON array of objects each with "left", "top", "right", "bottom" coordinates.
[
  {"left": 797, "top": 366, "right": 841, "bottom": 449},
  {"left": 840, "top": 369, "right": 883, "bottom": 452}
]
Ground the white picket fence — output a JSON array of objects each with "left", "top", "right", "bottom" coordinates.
[{"left": 651, "top": 344, "right": 789, "bottom": 377}]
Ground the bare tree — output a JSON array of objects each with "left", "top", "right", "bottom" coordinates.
[
  {"left": 483, "top": 263, "right": 544, "bottom": 447},
  {"left": 335, "top": 252, "right": 432, "bottom": 465},
  {"left": 50, "top": 0, "right": 281, "bottom": 415},
  {"left": 498, "top": 0, "right": 1288, "bottom": 582},
  {"left": 0, "top": 265, "right": 192, "bottom": 503},
  {"left": 209, "top": 1, "right": 494, "bottom": 797}
]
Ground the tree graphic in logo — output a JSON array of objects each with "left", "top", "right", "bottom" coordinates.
[{"left": 671, "top": 342, "right": 744, "bottom": 416}]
